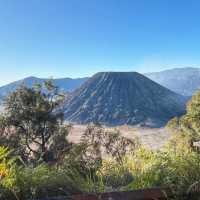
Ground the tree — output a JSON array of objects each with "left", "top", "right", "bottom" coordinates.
[
  {"left": 0, "top": 80, "right": 71, "bottom": 164},
  {"left": 180, "top": 90, "right": 200, "bottom": 140},
  {"left": 166, "top": 90, "right": 200, "bottom": 148},
  {"left": 80, "top": 124, "right": 139, "bottom": 166}
]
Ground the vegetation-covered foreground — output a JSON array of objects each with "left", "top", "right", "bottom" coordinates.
[{"left": 0, "top": 81, "right": 200, "bottom": 200}]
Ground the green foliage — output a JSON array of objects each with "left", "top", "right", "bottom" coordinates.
[
  {"left": 0, "top": 162, "right": 104, "bottom": 200},
  {"left": 2, "top": 83, "right": 200, "bottom": 200},
  {"left": 168, "top": 90, "right": 200, "bottom": 142},
  {"left": 0, "top": 147, "right": 19, "bottom": 200},
  {"left": 0, "top": 80, "right": 71, "bottom": 164},
  {"left": 10, "top": 164, "right": 80, "bottom": 200},
  {"left": 166, "top": 117, "right": 179, "bottom": 131},
  {"left": 1, "top": 134, "right": 200, "bottom": 199},
  {"left": 59, "top": 161, "right": 105, "bottom": 194},
  {"left": 124, "top": 135, "right": 200, "bottom": 199},
  {"left": 100, "top": 158, "right": 134, "bottom": 190}
]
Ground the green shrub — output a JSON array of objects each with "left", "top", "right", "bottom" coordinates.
[
  {"left": 100, "top": 158, "right": 134, "bottom": 191},
  {"left": 0, "top": 147, "right": 18, "bottom": 200},
  {"left": 125, "top": 136, "right": 200, "bottom": 199}
]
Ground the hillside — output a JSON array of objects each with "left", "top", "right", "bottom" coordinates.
[
  {"left": 145, "top": 67, "right": 200, "bottom": 96},
  {"left": 64, "top": 72, "right": 187, "bottom": 127},
  {"left": 0, "top": 76, "right": 89, "bottom": 97}
]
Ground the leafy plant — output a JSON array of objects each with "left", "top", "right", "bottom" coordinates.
[{"left": 0, "top": 80, "right": 71, "bottom": 164}]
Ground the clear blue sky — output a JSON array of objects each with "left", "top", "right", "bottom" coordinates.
[{"left": 0, "top": 0, "right": 200, "bottom": 86}]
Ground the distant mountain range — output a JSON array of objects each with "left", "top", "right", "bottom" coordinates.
[
  {"left": 145, "top": 67, "right": 200, "bottom": 96},
  {"left": 0, "top": 76, "right": 89, "bottom": 97},
  {"left": 1, "top": 67, "right": 200, "bottom": 99},
  {"left": 0, "top": 69, "right": 193, "bottom": 126},
  {"left": 64, "top": 72, "right": 187, "bottom": 127}
]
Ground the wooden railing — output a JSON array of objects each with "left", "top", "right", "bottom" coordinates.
[
  {"left": 40, "top": 186, "right": 200, "bottom": 200},
  {"left": 72, "top": 188, "right": 173, "bottom": 200}
]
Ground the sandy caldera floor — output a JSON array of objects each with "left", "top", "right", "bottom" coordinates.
[{"left": 67, "top": 124, "right": 171, "bottom": 150}]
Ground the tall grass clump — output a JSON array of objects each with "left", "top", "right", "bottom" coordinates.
[{"left": 124, "top": 133, "right": 200, "bottom": 199}]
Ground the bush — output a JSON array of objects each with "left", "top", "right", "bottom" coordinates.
[
  {"left": 100, "top": 158, "right": 134, "bottom": 191},
  {"left": 125, "top": 136, "right": 200, "bottom": 199},
  {"left": 1, "top": 134, "right": 200, "bottom": 200},
  {"left": 0, "top": 162, "right": 105, "bottom": 200},
  {"left": 0, "top": 147, "right": 18, "bottom": 200}
]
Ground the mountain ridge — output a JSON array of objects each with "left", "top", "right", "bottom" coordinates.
[
  {"left": 145, "top": 67, "right": 200, "bottom": 96},
  {"left": 64, "top": 72, "right": 187, "bottom": 127},
  {"left": 1, "top": 67, "right": 200, "bottom": 97},
  {"left": 0, "top": 76, "right": 89, "bottom": 97}
]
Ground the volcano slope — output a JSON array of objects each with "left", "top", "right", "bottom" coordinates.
[{"left": 64, "top": 72, "right": 187, "bottom": 127}]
